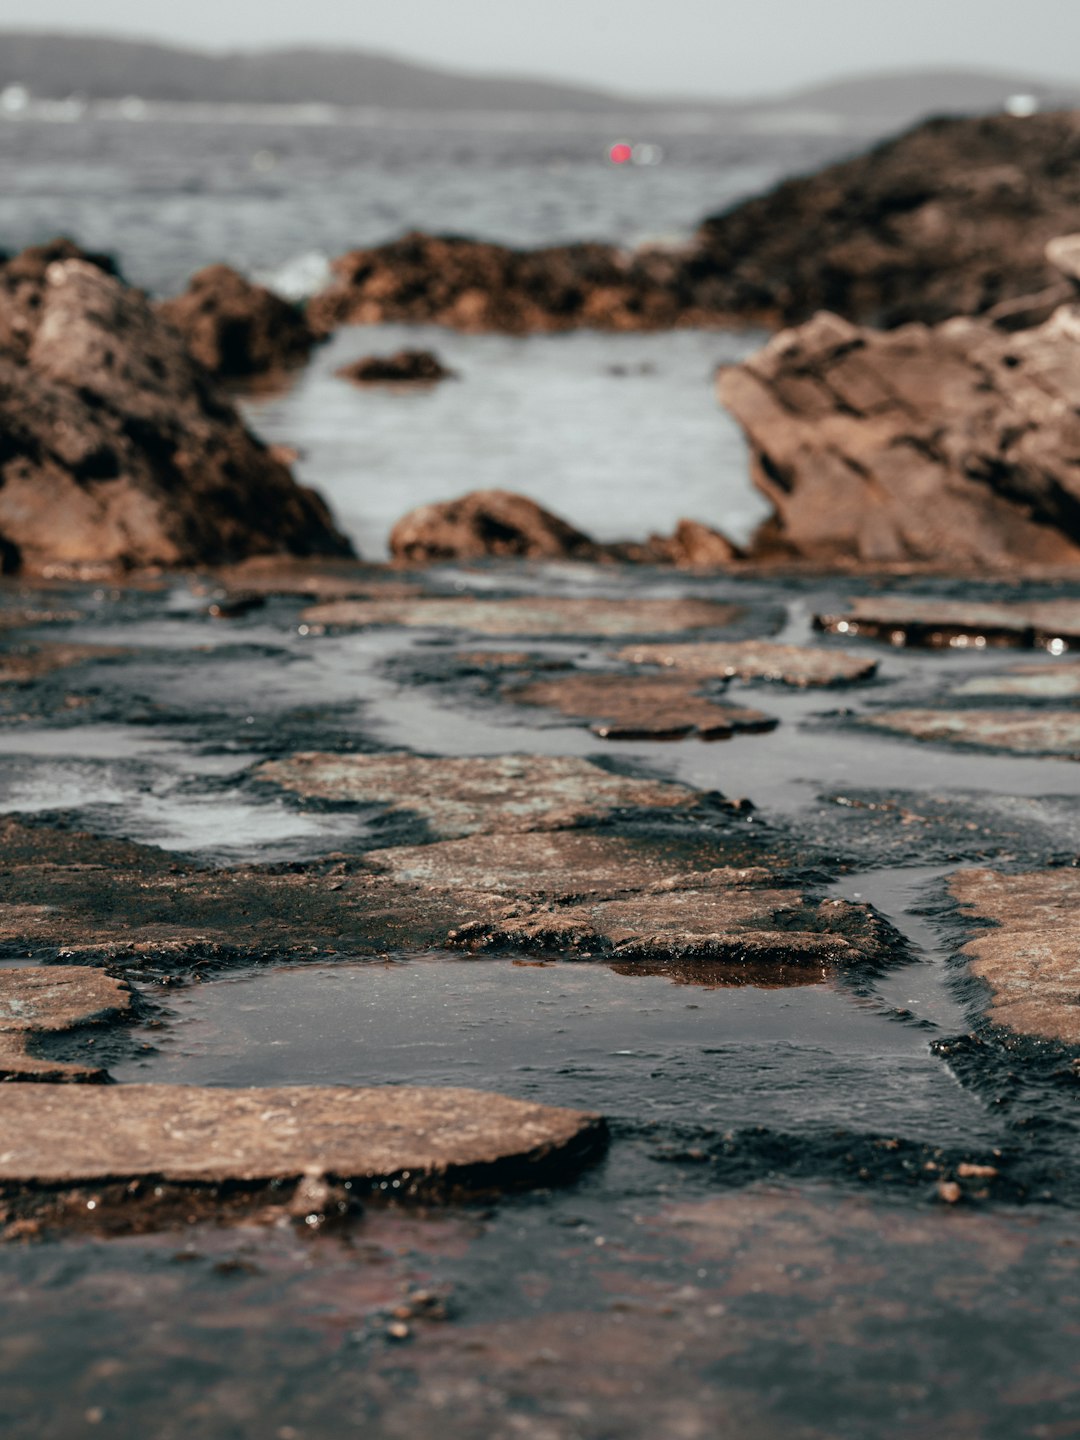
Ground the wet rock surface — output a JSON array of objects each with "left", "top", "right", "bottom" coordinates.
[
  {"left": 950, "top": 868, "right": 1080, "bottom": 1044},
  {"left": 156, "top": 264, "right": 316, "bottom": 379},
  {"left": 860, "top": 707, "right": 1080, "bottom": 758},
  {"left": 0, "top": 967, "right": 131, "bottom": 1081},
  {"left": 619, "top": 639, "right": 878, "bottom": 686},
  {"left": 302, "top": 594, "right": 743, "bottom": 636},
  {"left": 255, "top": 752, "right": 701, "bottom": 837},
  {"left": 1, "top": 566, "right": 1079, "bottom": 1438},
  {"left": 0, "top": 252, "right": 352, "bottom": 574},
  {"left": 719, "top": 307, "right": 1080, "bottom": 567},
  {"left": 0, "top": 1084, "right": 605, "bottom": 1203},
  {"left": 815, "top": 596, "right": 1080, "bottom": 649},
  {"left": 337, "top": 348, "right": 456, "bottom": 384},
  {"left": 505, "top": 671, "right": 779, "bottom": 741}
]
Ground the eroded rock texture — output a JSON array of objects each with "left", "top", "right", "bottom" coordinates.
[
  {"left": 0, "top": 967, "right": 131, "bottom": 1082},
  {"left": 0, "top": 249, "right": 351, "bottom": 574},
  {"left": 157, "top": 264, "right": 316, "bottom": 378},
  {"left": 951, "top": 869, "right": 1080, "bottom": 1044},
  {"left": 719, "top": 308, "right": 1080, "bottom": 567}
]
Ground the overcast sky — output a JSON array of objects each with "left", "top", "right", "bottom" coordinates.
[{"left": 2, "top": 0, "right": 1078, "bottom": 97}]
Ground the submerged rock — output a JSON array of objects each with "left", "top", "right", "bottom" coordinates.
[
  {"left": 505, "top": 671, "right": 778, "bottom": 741},
  {"left": 951, "top": 869, "right": 1080, "bottom": 1044},
  {"left": 719, "top": 307, "right": 1080, "bottom": 567},
  {"left": 302, "top": 595, "right": 742, "bottom": 637},
  {"left": 0, "top": 252, "right": 352, "bottom": 575},
  {"left": 255, "top": 753, "right": 702, "bottom": 837},
  {"left": 156, "top": 264, "right": 316, "bottom": 378},
  {"left": 0, "top": 967, "right": 131, "bottom": 1082},
  {"left": 815, "top": 598, "right": 1080, "bottom": 649},
  {"left": 0, "top": 1084, "right": 606, "bottom": 1205},
  {"left": 338, "top": 349, "right": 455, "bottom": 384},
  {"left": 618, "top": 640, "right": 878, "bottom": 687}
]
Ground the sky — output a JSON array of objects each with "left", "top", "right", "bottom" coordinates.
[{"left": 1, "top": 0, "right": 1078, "bottom": 98}]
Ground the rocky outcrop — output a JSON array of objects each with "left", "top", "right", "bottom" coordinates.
[
  {"left": 338, "top": 349, "right": 455, "bottom": 384},
  {"left": 0, "top": 249, "right": 352, "bottom": 574},
  {"left": 156, "top": 264, "right": 316, "bottom": 378},
  {"left": 307, "top": 232, "right": 698, "bottom": 335},
  {"left": 389, "top": 490, "right": 603, "bottom": 564},
  {"left": 388, "top": 490, "right": 740, "bottom": 568},
  {"left": 718, "top": 302, "right": 1080, "bottom": 568}
]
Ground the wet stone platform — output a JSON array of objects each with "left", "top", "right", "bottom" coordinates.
[{"left": 0, "top": 563, "right": 1078, "bottom": 1439}]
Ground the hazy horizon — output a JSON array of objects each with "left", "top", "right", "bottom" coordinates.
[{"left": 0, "top": 2, "right": 1078, "bottom": 99}]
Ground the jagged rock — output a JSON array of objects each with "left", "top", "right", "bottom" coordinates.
[
  {"left": 389, "top": 490, "right": 601, "bottom": 564},
  {"left": 338, "top": 349, "right": 455, "bottom": 384},
  {"left": 0, "top": 251, "right": 352, "bottom": 574},
  {"left": 646, "top": 519, "right": 741, "bottom": 568},
  {"left": 719, "top": 307, "right": 1080, "bottom": 567},
  {"left": 156, "top": 264, "right": 316, "bottom": 378},
  {"left": 696, "top": 110, "right": 1080, "bottom": 328}
]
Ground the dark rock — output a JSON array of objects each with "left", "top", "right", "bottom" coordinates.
[
  {"left": 0, "top": 252, "right": 353, "bottom": 574},
  {"left": 814, "top": 597, "right": 1080, "bottom": 649},
  {"left": 719, "top": 307, "right": 1080, "bottom": 567},
  {"left": 338, "top": 348, "right": 456, "bottom": 384},
  {"left": 156, "top": 264, "right": 316, "bottom": 378}
]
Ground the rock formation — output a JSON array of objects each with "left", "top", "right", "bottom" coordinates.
[
  {"left": 338, "top": 349, "right": 456, "bottom": 384},
  {"left": 718, "top": 293, "right": 1080, "bottom": 568},
  {"left": 388, "top": 490, "right": 740, "bottom": 568},
  {"left": 0, "top": 247, "right": 352, "bottom": 574},
  {"left": 157, "top": 263, "right": 316, "bottom": 378},
  {"left": 310, "top": 113, "right": 1080, "bottom": 336}
]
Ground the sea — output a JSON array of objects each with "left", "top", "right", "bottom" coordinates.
[{"left": 0, "top": 105, "right": 865, "bottom": 554}]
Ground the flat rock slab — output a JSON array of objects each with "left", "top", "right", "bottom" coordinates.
[
  {"left": 0, "top": 1084, "right": 606, "bottom": 1198},
  {"left": 0, "top": 967, "right": 131, "bottom": 1081},
  {"left": 860, "top": 708, "right": 1080, "bottom": 758},
  {"left": 365, "top": 832, "right": 774, "bottom": 901},
  {"left": 816, "top": 598, "right": 1080, "bottom": 650},
  {"left": 950, "top": 663, "right": 1080, "bottom": 699},
  {"left": 212, "top": 555, "right": 425, "bottom": 602},
  {"left": 301, "top": 596, "right": 741, "bottom": 638},
  {"left": 505, "top": 672, "right": 778, "bottom": 741},
  {"left": 255, "top": 753, "right": 700, "bottom": 838},
  {"left": 951, "top": 869, "right": 1080, "bottom": 1044},
  {"left": 619, "top": 639, "right": 879, "bottom": 687},
  {"left": 0, "top": 644, "right": 124, "bottom": 684}
]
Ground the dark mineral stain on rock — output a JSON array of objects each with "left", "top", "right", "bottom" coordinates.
[{"left": 815, "top": 597, "right": 1080, "bottom": 650}]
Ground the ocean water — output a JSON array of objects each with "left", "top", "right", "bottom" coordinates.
[{"left": 0, "top": 109, "right": 861, "bottom": 294}]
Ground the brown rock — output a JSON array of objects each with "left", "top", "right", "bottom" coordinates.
[
  {"left": 0, "top": 1084, "right": 606, "bottom": 1199},
  {"left": 950, "top": 664, "right": 1080, "bottom": 699},
  {"left": 505, "top": 671, "right": 778, "bottom": 741},
  {"left": 0, "top": 252, "right": 352, "bottom": 575},
  {"left": 719, "top": 307, "right": 1080, "bottom": 567},
  {"left": 860, "top": 708, "right": 1080, "bottom": 758},
  {"left": 338, "top": 349, "right": 455, "bottom": 385},
  {"left": 619, "top": 640, "right": 878, "bottom": 687},
  {"left": 950, "top": 868, "right": 1080, "bottom": 1043},
  {"left": 646, "top": 519, "right": 741, "bottom": 568},
  {"left": 0, "top": 967, "right": 131, "bottom": 1082},
  {"left": 815, "top": 598, "right": 1080, "bottom": 649},
  {"left": 301, "top": 595, "right": 741, "bottom": 637},
  {"left": 389, "top": 490, "right": 601, "bottom": 564},
  {"left": 156, "top": 264, "right": 316, "bottom": 378},
  {"left": 0, "top": 643, "right": 125, "bottom": 684},
  {"left": 255, "top": 753, "right": 701, "bottom": 838}
]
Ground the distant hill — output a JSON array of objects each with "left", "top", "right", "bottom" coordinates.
[
  {"left": 0, "top": 31, "right": 631, "bottom": 111},
  {"left": 0, "top": 32, "right": 1077, "bottom": 128}
]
